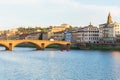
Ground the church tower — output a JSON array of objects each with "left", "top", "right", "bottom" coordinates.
[
  {"left": 107, "top": 12, "right": 113, "bottom": 24},
  {"left": 89, "top": 22, "right": 93, "bottom": 26}
]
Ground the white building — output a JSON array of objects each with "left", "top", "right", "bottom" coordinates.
[
  {"left": 81, "top": 23, "right": 99, "bottom": 43},
  {"left": 64, "top": 31, "right": 72, "bottom": 42},
  {"left": 99, "top": 13, "right": 120, "bottom": 42},
  {"left": 67, "top": 23, "right": 99, "bottom": 43}
]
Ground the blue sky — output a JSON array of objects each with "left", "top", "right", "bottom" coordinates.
[{"left": 0, "top": 0, "right": 120, "bottom": 30}]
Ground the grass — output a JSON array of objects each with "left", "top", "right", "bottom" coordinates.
[
  {"left": 11, "top": 43, "right": 120, "bottom": 50},
  {"left": 88, "top": 44, "right": 120, "bottom": 50}
]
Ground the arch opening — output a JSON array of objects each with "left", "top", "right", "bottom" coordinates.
[
  {"left": 45, "top": 43, "right": 65, "bottom": 51},
  {"left": 0, "top": 44, "right": 9, "bottom": 51},
  {"left": 13, "top": 42, "right": 42, "bottom": 51}
]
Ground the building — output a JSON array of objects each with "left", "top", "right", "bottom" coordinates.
[
  {"left": 71, "top": 30, "right": 83, "bottom": 43},
  {"left": 25, "top": 32, "right": 40, "bottom": 40},
  {"left": 72, "top": 30, "right": 85, "bottom": 43},
  {"left": 70, "top": 23, "right": 99, "bottom": 43},
  {"left": 7, "top": 34, "right": 19, "bottom": 40},
  {"left": 64, "top": 31, "right": 72, "bottom": 42},
  {"left": 42, "top": 32, "right": 48, "bottom": 40},
  {"left": 42, "top": 32, "right": 53, "bottom": 40},
  {"left": 99, "top": 13, "right": 120, "bottom": 43},
  {"left": 50, "top": 24, "right": 70, "bottom": 33},
  {"left": 0, "top": 30, "right": 4, "bottom": 35},
  {"left": 82, "top": 23, "right": 99, "bottom": 43},
  {"left": 42, "top": 24, "right": 70, "bottom": 40},
  {"left": 0, "top": 29, "right": 19, "bottom": 40},
  {"left": 53, "top": 31, "right": 65, "bottom": 41},
  {"left": 61, "top": 23, "right": 70, "bottom": 28},
  {"left": 7, "top": 28, "right": 18, "bottom": 37},
  {"left": 19, "top": 34, "right": 28, "bottom": 40}
]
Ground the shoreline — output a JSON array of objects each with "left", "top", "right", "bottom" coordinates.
[
  {"left": 1, "top": 44, "right": 120, "bottom": 51},
  {"left": 15, "top": 44, "right": 120, "bottom": 51}
]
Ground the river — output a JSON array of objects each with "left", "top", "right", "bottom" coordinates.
[{"left": 0, "top": 47, "right": 120, "bottom": 80}]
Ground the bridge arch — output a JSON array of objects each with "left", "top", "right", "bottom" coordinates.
[
  {"left": 0, "top": 43, "right": 9, "bottom": 50},
  {"left": 12, "top": 41, "right": 42, "bottom": 50},
  {"left": 0, "top": 40, "right": 71, "bottom": 51},
  {"left": 45, "top": 43, "right": 64, "bottom": 48},
  {"left": 44, "top": 43, "right": 69, "bottom": 50}
]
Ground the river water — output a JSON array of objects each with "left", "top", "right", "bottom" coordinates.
[{"left": 0, "top": 47, "right": 120, "bottom": 80}]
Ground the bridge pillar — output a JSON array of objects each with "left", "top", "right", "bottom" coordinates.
[
  {"left": 5, "top": 47, "right": 9, "bottom": 50},
  {"left": 60, "top": 45, "right": 66, "bottom": 51},
  {"left": 36, "top": 46, "right": 42, "bottom": 50},
  {"left": 9, "top": 43, "right": 13, "bottom": 51},
  {"left": 66, "top": 44, "right": 71, "bottom": 51},
  {"left": 41, "top": 43, "right": 45, "bottom": 50},
  {"left": 60, "top": 44, "right": 71, "bottom": 51}
]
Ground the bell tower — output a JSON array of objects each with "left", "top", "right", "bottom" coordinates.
[{"left": 107, "top": 12, "right": 113, "bottom": 24}]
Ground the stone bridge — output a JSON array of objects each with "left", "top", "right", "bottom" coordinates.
[{"left": 0, "top": 40, "right": 71, "bottom": 51}]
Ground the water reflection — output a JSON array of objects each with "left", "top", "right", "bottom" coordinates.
[
  {"left": 0, "top": 46, "right": 5, "bottom": 51},
  {"left": 0, "top": 47, "right": 120, "bottom": 80},
  {"left": 111, "top": 51, "right": 120, "bottom": 80},
  {"left": 112, "top": 51, "right": 120, "bottom": 61}
]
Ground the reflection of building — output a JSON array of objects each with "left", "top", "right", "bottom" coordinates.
[{"left": 99, "top": 13, "right": 120, "bottom": 43}]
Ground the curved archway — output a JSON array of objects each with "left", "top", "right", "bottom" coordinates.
[
  {"left": 0, "top": 43, "right": 9, "bottom": 50},
  {"left": 45, "top": 43, "right": 65, "bottom": 50},
  {"left": 13, "top": 42, "right": 42, "bottom": 51}
]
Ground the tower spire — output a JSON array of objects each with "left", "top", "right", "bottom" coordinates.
[
  {"left": 90, "top": 22, "right": 92, "bottom": 25},
  {"left": 89, "top": 21, "right": 92, "bottom": 26},
  {"left": 107, "top": 12, "right": 113, "bottom": 24}
]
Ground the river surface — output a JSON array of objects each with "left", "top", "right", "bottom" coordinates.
[{"left": 0, "top": 47, "right": 120, "bottom": 80}]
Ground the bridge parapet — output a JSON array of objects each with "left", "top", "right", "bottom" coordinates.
[{"left": 0, "top": 40, "right": 71, "bottom": 51}]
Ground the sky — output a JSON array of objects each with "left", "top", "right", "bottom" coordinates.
[{"left": 0, "top": 0, "right": 120, "bottom": 30}]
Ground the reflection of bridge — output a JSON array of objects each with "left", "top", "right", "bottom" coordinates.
[{"left": 0, "top": 40, "right": 71, "bottom": 51}]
